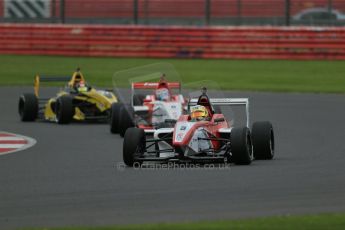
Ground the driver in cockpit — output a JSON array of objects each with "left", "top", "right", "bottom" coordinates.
[
  {"left": 190, "top": 105, "right": 209, "bottom": 121},
  {"left": 75, "top": 80, "right": 89, "bottom": 93}
]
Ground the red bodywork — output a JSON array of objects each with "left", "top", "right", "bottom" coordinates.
[
  {"left": 172, "top": 113, "right": 230, "bottom": 151},
  {"left": 172, "top": 91, "right": 232, "bottom": 151}
]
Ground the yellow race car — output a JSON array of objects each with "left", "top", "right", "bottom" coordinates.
[{"left": 18, "top": 68, "right": 118, "bottom": 124}]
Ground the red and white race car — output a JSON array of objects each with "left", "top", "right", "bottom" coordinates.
[
  {"left": 122, "top": 88, "right": 275, "bottom": 166},
  {"left": 110, "top": 75, "right": 187, "bottom": 137}
]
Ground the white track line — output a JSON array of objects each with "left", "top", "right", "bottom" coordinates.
[
  {"left": 0, "top": 137, "right": 29, "bottom": 141},
  {"left": 0, "top": 144, "right": 26, "bottom": 148}
]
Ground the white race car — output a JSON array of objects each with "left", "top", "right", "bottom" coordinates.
[{"left": 110, "top": 75, "right": 187, "bottom": 137}]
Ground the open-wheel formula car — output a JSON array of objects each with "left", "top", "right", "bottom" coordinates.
[
  {"left": 110, "top": 75, "right": 187, "bottom": 137},
  {"left": 18, "top": 68, "right": 118, "bottom": 124},
  {"left": 122, "top": 88, "right": 274, "bottom": 166}
]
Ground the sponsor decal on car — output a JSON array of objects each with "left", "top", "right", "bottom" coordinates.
[{"left": 174, "top": 122, "right": 193, "bottom": 142}]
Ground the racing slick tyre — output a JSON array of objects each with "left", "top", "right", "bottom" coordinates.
[
  {"left": 133, "top": 94, "right": 145, "bottom": 106},
  {"left": 123, "top": 127, "right": 145, "bottom": 167},
  {"left": 119, "top": 105, "right": 135, "bottom": 137},
  {"left": 18, "top": 93, "right": 38, "bottom": 121},
  {"left": 110, "top": 103, "right": 123, "bottom": 134},
  {"left": 55, "top": 96, "right": 74, "bottom": 124},
  {"left": 231, "top": 127, "right": 253, "bottom": 165},
  {"left": 252, "top": 121, "right": 274, "bottom": 160}
]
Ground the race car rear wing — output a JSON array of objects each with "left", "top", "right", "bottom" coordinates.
[
  {"left": 132, "top": 82, "right": 181, "bottom": 90},
  {"left": 131, "top": 81, "right": 181, "bottom": 107},
  {"left": 189, "top": 98, "right": 250, "bottom": 128},
  {"left": 34, "top": 70, "right": 85, "bottom": 97}
]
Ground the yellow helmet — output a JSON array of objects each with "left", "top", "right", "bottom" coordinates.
[{"left": 191, "top": 105, "right": 208, "bottom": 120}]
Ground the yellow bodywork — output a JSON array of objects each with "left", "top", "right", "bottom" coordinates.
[{"left": 35, "top": 70, "right": 118, "bottom": 122}]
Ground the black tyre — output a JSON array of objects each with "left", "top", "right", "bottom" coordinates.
[
  {"left": 18, "top": 93, "right": 38, "bottom": 121},
  {"left": 231, "top": 127, "right": 253, "bottom": 165},
  {"left": 252, "top": 121, "right": 274, "bottom": 160},
  {"left": 123, "top": 127, "right": 145, "bottom": 167},
  {"left": 133, "top": 94, "right": 145, "bottom": 106},
  {"left": 110, "top": 103, "right": 123, "bottom": 134},
  {"left": 55, "top": 96, "right": 74, "bottom": 124},
  {"left": 119, "top": 105, "right": 135, "bottom": 137}
]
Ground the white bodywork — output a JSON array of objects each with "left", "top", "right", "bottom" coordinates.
[
  {"left": 151, "top": 101, "right": 183, "bottom": 126},
  {"left": 174, "top": 121, "right": 213, "bottom": 154},
  {"left": 174, "top": 121, "right": 194, "bottom": 143},
  {"left": 154, "top": 128, "right": 174, "bottom": 157},
  {"left": 133, "top": 94, "right": 185, "bottom": 132},
  {"left": 154, "top": 121, "right": 213, "bottom": 157},
  {"left": 187, "top": 127, "right": 212, "bottom": 153}
]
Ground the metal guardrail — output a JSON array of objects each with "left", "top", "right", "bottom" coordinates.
[{"left": 1, "top": 0, "right": 344, "bottom": 26}]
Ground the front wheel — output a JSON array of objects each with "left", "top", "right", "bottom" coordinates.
[
  {"left": 230, "top": 127, "right": 253, "bottom": 165},
  {"left": 110, "top": 103, "right": 123, "bottom": 134},
  {"left": 123, "top": 127, "right": 145, "bottom": 167},
  {"left": 252, "top": 121, "right": 274, "bottom": 160},
  {"left": 55, "top": 96, "right": 74, "bottom": 124},
  {"left": 18, "top": 93, "right": 38, "bottom": 121}
]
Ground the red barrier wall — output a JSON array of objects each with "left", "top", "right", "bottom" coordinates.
[{"left": 0, "top": 24, "right": 345, "bottom": 60}]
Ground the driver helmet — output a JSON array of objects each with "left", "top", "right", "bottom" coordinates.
[
  {"left": 190, "top": 105, "right": 208, "bottom": 121},
  {"left": 73, "top": 75, "right": 82, "bottom": 86},
  {"left": 156, "top": 87, "right": 170, "bottom": 101},
  {"left": 77, "top": 80, "right": 88, "bottom": 93}
]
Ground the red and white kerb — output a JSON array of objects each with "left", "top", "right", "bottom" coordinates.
[{"left": 0, "top": 132, "right": 36, "bottom": 155}]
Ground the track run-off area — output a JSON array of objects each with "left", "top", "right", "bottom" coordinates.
[{"left": 0, "top": 87, "right": 345, "bottom": 229}]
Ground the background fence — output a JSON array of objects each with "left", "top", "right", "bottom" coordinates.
[{"left": 1, "top": 0, "right": 345, "bottom": 26}]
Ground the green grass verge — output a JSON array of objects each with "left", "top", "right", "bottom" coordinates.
[
  {"left": 24, "top": 213, "right": 345, "bottom": 230},
  {"left": 1, "top": 55, "right": 344, "bottom": 93}
]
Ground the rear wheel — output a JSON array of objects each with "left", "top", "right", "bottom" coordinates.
[
  {"left": 252, "top": 121, "right": 274, "bottom": 160},
  {"left": 110, "top": 103, "right": 123, "bottom": 134},
  {"left": 55, "top": 96, "right": 74, "bottom": 124},
  {"left": 119, "top": 105, "right": 135, "bottom": 137},
  {"left": 123, "top": 127, "right": 145, "bottom": 166},
  {"left": 231, "top": 127, "right": 253, "bottom": 165},
  {"left": 18, "top": 93, "right": 38, "bottom": 121}
]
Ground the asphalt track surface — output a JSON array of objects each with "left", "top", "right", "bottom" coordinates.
[{"left": 1, "top": 87, "right": 345, "bottom": 229}]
